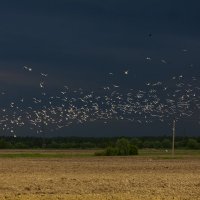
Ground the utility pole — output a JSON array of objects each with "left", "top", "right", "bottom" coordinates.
[{"left": 172, "top": 119, "right": 176, "bottom": 157}]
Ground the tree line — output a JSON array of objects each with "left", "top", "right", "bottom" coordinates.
[{"left": 0, "top": 136, "right": 199, "bottom": 149}]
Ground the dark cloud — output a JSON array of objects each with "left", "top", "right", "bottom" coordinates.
[{"left": 0, "top": 0, "right": 199, "bottom": 136}]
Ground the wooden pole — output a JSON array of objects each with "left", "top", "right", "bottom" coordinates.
[{"left": 172, "top": 119, "right": 176, "bottom": 157}]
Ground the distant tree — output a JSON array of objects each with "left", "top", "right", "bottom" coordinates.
[
  {"left": 81, "top": 142, "right": 95, "bottom": 149},
  {"left": 143, "top": 140, "right": 154, "bottom": 148},
  {"left": 153, "top": 141, "right": 162, "bottom": 149},
  {"left": 48, "top": 141, "right": 60, "bottom": 148},
  {"left": 162, "top": 139, "right": 171, "bottom": 148},
  {"left": 187, "top": 139, "right": 199, "bottom": 149},
  {"left": 14, "top": 142, "right": 28, "bottom": 149},
  {"left": 116, "top": 138, "right": 131, "bottom": 155},
  {"left": 105, "top": 147, "right": 119, "bottom": 156},
  {"left": 130, "top": 138, "right": 143, "bottom": 148},
  {"left": 129, "top": 144, "right": 138, "bottom": 155},
  {"left": 96, "top": 138, "right": 138, "bottom": 156},
  {"left": 0, "top": 139, "right": 11, "bottom": 149}
]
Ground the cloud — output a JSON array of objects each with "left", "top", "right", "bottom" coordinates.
[{"left": 0, "top": 69, "right": 38, "bottom": 87}]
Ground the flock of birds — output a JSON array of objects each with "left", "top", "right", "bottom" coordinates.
[{"left": 0, "top": 56, "right": 200, "bottom": 137}]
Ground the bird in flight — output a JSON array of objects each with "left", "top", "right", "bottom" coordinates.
[
  {"left": 124, "top": 70, "right": 129, "bottom": 75},
  {"left": 41, "top": 73, "right": 48, "bottom": 77},
  {"left": 23, "top": 66, "right": 32, "bottom": 72}
]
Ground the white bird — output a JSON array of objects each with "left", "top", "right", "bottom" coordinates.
[
  {"left": 161, "top": 59, "right": 167, "bottom": 64},
  {"left": 41, "top": 73, "right": 48, "bottom": 77},
  {"left": 40, "top": 82, "right": 44, "bottom": 88},
  {"left": 23, "top": 66, "right": 32, "bottom": 71},
  {"left": 124, "top": 70, "right": 129, "bottom": 75}
]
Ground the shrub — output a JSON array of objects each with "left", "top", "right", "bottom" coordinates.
[
  {"left": 95, "top": 138, "right": 138, "bottom": 156},
  {"left": 94, "top": 151, "right": 106, "bottom": 156},
  {"left": 129, "top": 144, "right": 138, "bottom": 155},
  {"left": 105, "top": 147, "right": 119, "bottom": 156}
]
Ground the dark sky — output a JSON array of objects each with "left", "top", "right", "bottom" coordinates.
[{"left": 0, "top": 0, "right": 200, "bottom": 137}]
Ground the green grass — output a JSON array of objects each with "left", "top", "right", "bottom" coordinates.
[
  {"left": 0, "top": 153, "right": 94, "bottom": 158},
  {"left": 0, "top": 149, "right": 199, "bottom": 159}
]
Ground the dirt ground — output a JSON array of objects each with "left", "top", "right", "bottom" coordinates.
[{"left": 0, "top": 155, "right": 199, "bottom": 200}]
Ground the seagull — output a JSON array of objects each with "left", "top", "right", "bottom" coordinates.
[
  {"left": 64, "top": 86, "right": 69, "bottom": 90},
  {"left": 40, "top": 82, "right": 44, "bottom": 88},
  {"left": 23, "top": 66, "right": 32, "bottom": 71},
  {"left": 124, "top": 70, "right": 129, "bottom": 75},
  {"left": 179, "top": 75, "right": 183, "bottom": 79},
  {"left": 41, "top": 73, "right": 48, "bottom": 77},
  {"left": 161, "top": 59, "right": 167, "bottom": 64}
]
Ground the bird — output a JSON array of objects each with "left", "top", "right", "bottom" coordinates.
[
  {"left": 161, "top": 59, "right": 167, "bottom": 64},
  {"left": 23, "top": 66, "right": 32, "bottom": 71},
  {"left": 124, "top": 70, "right": 129, "bottom": 75},
  {"left": 41, "top": 73, "right": 48, "bottom": 77},
  {"left": 40, "top": 82, "right": 45, "bottom": 88}
]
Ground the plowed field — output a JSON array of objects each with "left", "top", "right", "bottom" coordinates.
[{"left": 0, "top": 152, "right": 199, "bottom": 200}]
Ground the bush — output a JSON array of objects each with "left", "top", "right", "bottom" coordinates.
[
  {"left": 95, "top": 138, "right": 138, "bottom": 156},
  {"left": 129, "top": 144, "right": 138, "bottom": 155},
  {"left": 94, "top": 151, "right": 106, "bottom": 156},
  {"left": 105, "top": 147, "right": 119, "bottom": 156}
]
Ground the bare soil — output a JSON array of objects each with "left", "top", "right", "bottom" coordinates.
[{"left": 0, "top": 153, "right": 199, "bottom": 200}]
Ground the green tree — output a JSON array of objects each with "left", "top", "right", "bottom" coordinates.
[
  {"left": 187, "top": 139, "right": 199, "bottom": 149},
  {"left": 96, "top": 138, "right": 138, "bottom": 156},
  {"left": 129, "top": 144, "right": 138, "bottom": 155},
  {"left": 14, "top": 142, "right": 28, "bottom": 149},
  {"left": 116, "top": 138, "right": 131, "bottom": 155},
  {"left": 0, "top": 139, "right": 10, "bottom": 149},
  {"left": 143, "top": 140, "right": 154, "bottom": 148},
  {"left": 153, "top": 141, "right": 162, "bottom": 149},
  {"left": 105, "top": 147, "right": 118, "bottom": 156},
  {"left": 130, "top": 138, "right": 143, "bottom": 148},
  {"left": 162, "top": 139, "right": 171, "bottom": 148}
]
